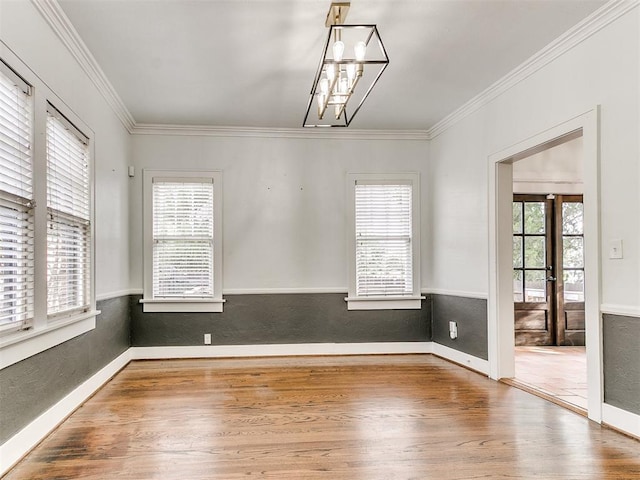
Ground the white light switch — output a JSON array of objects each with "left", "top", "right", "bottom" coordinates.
[{"left": 609, "top": 239, "right": 623, "bottom": 259}]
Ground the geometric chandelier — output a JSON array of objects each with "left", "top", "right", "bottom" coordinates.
[{"left": 303, "top": 2, "right": 389, "bottom": 127}]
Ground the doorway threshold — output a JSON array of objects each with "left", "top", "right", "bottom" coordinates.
[{"left": 501, "top": 377, "right": 587, "bottom": 417}]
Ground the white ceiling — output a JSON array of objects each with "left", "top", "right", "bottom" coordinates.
[
  {"left": 57, "top": 0, "right": 606, "bottom": 130},
  {"left": 513, "top": 136, "right": 583, "bottom": 184}
]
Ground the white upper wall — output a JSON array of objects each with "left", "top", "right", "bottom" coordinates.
[
  {"left": 427, "top": 6, "right": 639, "bottom": 308},
  {"left": 130, "top": 134, "right": 429, "bottom": 292},
  {"left": 0, "top": 0, "right": 132, "bottom": 299}
]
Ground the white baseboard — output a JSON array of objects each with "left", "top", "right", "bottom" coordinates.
[
  {"left": 431, "top": 343, "right": 489, "bottom": 375},
  {"left": 0, "top": 349, "right": 132, "bottom": 476},
  {"left": 602, "top": 403, "right": 640, "bottom": 439},
  {"left": 131, "top": 342, "right": 433, "bottom": 360}
]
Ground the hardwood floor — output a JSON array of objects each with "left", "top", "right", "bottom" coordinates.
[
  {"left": 5, "top": 355, "right": 639, "bottom": 479},
  {"left": 513, "top": 346, "right": 588, "bottom": 412}
]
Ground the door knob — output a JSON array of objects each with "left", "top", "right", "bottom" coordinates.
[{"left": 547, "top": 276, "right": 556, "bottom": 282}]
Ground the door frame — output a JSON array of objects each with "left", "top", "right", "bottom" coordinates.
[{"left": 487, "top": 107, "right": 602, "bottom": 422}]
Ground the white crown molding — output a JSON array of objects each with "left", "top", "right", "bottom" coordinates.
[
  {"left": 31, "top": 0, "right": 136, "bottom": 132},
  {"left": 131, "top": 123, "right": 430, "bottom": 140},
  {"left": 30, "top": 0, "right": 424, "bottom": 140},
  {"left": 426, "top": 0, "right": 640, "bottom": 139},
  {"left": 32, "top": 0, "right": 426, "bottom": 140},
  {"left": 35, "top": 0, "right": 637, "bottom": 141}
]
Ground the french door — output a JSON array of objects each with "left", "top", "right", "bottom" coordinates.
[{"left": 513, "top": 194, "right": 585, "bottom": 346}]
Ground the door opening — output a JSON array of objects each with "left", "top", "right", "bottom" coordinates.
[{"left": 487, "top": 107, "right": 602, "bottom": 422}]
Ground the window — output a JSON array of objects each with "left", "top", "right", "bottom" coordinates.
[
  {"left": 346, "top": 173, "right": 422, "bottom": 310},
  {"left": 142, "top": 170, "right": 223, "bottom": 312},
  {"left": 46, "top": 105, "right": 91, "bottom": 318},
  {"left": 0, "top": 56, "right": 96, "bottom": 369},
  {"left": 0, "top": 62, "right": 33, "bottom": 334}
]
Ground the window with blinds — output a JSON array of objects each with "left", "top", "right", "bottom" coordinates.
[
  {"left": 152, "top": 180, "right": 214, "bottom": 298},
  {"left": 46, "top": 104, "right": 91, "bottom": 318},
  {"left": 0, "top": 62, "right": 34, "bottom": 332},
  {"left": 355, "top": 182, "right": 413, "bottom": 297}
]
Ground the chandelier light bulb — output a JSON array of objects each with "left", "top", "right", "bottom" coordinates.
[
  {"left": 333, "top": 41, "right": 345, "bottom": 61},
  {"left": 335, "top": 104, "right": 342, "bottom": 119},
  {"left": 354, "top": 41, "right": 367, "bottom": 61},
  {"left": 339, "top": 77, "right": 348, "bottom": 95},
  {"left": 326, "top": 64, "right": 336, "bottom": 84},
  {"left": 319, "top": 78, "right": 329, "bottom": 95},
  {"left": 346, "top": 63, "right": 356, "bottom": 82}
]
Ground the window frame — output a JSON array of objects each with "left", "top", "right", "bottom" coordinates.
[
  {"left": 141, "top": 169, "right": 224, "bottom": 313},
  {"left": 345, "top": 173, "right": 423, "bottom": 310},
  {"left": 0, "top": 54, "right": 97, "bottom": 370}
]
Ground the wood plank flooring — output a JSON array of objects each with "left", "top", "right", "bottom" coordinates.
[
  {"left": 4, "top": 355, "right": 639, "bottom": 479},
  {"left": 514, "top": 346, "right": 588, "bottom": 411}
]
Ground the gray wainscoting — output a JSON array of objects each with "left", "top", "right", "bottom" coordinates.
[
  {"left": 603, "top": 313, "right": 640, "bottom": 415},
  {"left": 130, "top": 294, "right": 431, "bottom": 346},
  {"left": 431, "top": 294, "right": 488, "bottom": 360},
  {"left": 0, "top": 296, "right": 130, "bottom": 444}
]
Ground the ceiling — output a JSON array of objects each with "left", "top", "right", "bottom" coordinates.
[
  {"left": 513, "top": 136, "right": 583, "bottom": 184},
  {"left": 57, "top": 0, "right": 606, "bottom": 130}
]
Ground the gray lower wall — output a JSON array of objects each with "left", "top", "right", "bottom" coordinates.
[
  {"left": 130, "top": 294, "right": 431, "bottom": 346},
  {"left": 0, "top": 296, "right": 130, "bottom": 444},
  {"left": 4, "top": 294, "right": 639, "bottom": 447},
  {"left": 431, "top": 294, "right": 488, "bottom": 360},
  {"left": 603, "top": 313, "right": 640, "bottom": 415}
]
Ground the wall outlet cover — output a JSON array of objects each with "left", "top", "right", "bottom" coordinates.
[{"left": 609, "top": 239, "right": 623, "bottom": 259}]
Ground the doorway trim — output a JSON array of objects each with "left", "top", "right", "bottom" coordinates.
[{"left": 487, "top": 107, "right": 602, "bottom": 422}]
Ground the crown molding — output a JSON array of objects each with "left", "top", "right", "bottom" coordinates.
[
  {"left": 32, "top": 0, "right": 428, "bottom": 140},
  {"left": 31, "top": 1, "right": 428, "bottom": 141},
  {"left": 131, "top": 123, "right": 430, "bottom": 140},
  {"left": 31, "top": 0, "right": 136, "bottom": 132},
  {"left": 426, "top": 0, "right": 639, "bottom": 139},
  {"left": 35, "top": 0, "right": 636, "bottom": 141}
]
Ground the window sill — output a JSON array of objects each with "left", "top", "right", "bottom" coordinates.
[
  {"left": 140, "top": 298, "right": 225, "bottom": 313},
  {"left": 345, "top": 296, "right": 425, "bottom": 311},
  {"left": 0, "top": 310, "right": 99, "bottom": 370}
]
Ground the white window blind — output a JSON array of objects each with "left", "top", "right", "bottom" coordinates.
[
  {"left": 46, "top": 105, "right": 91, "bottom": 318},
  {"left": 355, "top": 182, "right": 413, "bottom": 297},
  {"left": 152, "top": 180, "right": 214, "bottom": 298},
  {"left": 0, "top": 62, "right": 34, "bottom": 331}
]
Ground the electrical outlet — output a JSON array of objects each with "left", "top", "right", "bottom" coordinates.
[
  {"left": 203, "top": 333, "right": 212, "bottom": 345},
  {"left": 449, "top": 321, "right": 458, "bottom": 340}
]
